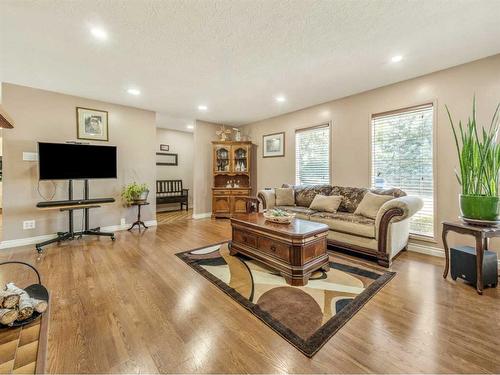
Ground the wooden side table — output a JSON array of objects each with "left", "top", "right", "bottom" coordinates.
[
  {"left": 442, "top": 220, "right": 500, "bottom": 294},
  {"left": 128, "top": 202, "right": 150, "bottom": 231}
]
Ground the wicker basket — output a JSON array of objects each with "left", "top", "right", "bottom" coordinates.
[{"left": 0, "top": 261, "right": 49, "bottom": 328}]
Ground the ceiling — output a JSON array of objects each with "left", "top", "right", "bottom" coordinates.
[{"left": 2, "top": 0, "right": 500, "bottom": 129}]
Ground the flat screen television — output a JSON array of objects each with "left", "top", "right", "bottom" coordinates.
[{"left": 38, "top": 142, "right": 117, "bottom": 180}]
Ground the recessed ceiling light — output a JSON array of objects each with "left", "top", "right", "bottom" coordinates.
[
  {"left": 198, "top": 105, "right": 208, "bottom": 111},
  {"left": 275, "top": 95, "right": 286, "bottom": 103},
  {"left": 127, "top": 88, "right": 141, "bottom": 96},
  {"left": 90, "top": 27, "right": 108, "bottom": 41},
  {"left": 187, "top": 124, "right": 194, "bottom": 130},
  {"left": 391, "top": 55, "right": 403, "bottom": 63}
]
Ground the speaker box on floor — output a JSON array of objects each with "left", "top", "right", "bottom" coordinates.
[{"left": 450, "top": 245, "right": 498, "bottom": 288}]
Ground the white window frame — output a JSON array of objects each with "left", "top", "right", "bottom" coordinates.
[
  {"left": 295, "top": 122, "right": 332, "bottom": 186},
  {"left": 369, "top": 101, "right": 438, "bottom": 242}
]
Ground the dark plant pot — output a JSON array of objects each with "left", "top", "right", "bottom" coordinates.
[
  {"left": 132, "top": 190, "right": 149, "bottom": 204},
  {"left": 460, "top": 194, "right": 500, "bottom": 221}
]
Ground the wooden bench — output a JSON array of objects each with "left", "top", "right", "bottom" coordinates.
[{"left": 156, "top": 180, "right": 189, "bottom": 211}]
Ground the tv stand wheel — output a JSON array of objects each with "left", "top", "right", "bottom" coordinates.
[
  {"left": 111, "top": 236, "right": 116, "bottom": 241},
  {"left": 36, "top": 246, "right": 43, "bottom": 254}
]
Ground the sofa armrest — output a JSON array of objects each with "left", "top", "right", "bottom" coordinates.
[
  {"left": 257, "top": 189, "right": 276, "bottom": 210},
  {"left": 375, "top": 196, "right": 424, "bottom": 229},
  {"left": 374, "top": 196, "right": 424, "bottom": 266}
]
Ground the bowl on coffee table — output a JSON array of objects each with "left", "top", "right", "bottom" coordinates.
[{"left": 263, "top": 209, "right": 295, "bottom": 224}]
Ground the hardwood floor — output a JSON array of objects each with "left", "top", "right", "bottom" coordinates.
[
  {"left": 0, "top": 218, "right": 499, "bottom": 373},
  {"left": 157, "top": 209, "right": 193, "bottom": 225}
]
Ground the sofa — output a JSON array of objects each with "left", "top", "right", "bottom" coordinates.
[{"left": 257, "top": 184, "right": 423, "bottom": 267}]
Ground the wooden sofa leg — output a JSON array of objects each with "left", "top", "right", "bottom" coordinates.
[{"left": 377, "top": 258, "right": 391, "bottom": 268}]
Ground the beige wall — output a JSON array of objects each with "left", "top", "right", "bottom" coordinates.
[
  {"left": 242, "top": 54, "right": 500, "bottom": 251},
  {"left": 193, "top": 120, "right": 220, "bottom": 216},
  {"left": 156, "top": 128, "right": 193, "bottom": 210},
  {"left": 1, "top": 83, "right": 156, "bottom": 241}
]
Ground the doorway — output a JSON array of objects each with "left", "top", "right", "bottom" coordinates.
[{"left": 155, "top": 126, "right": 194, "bottom": 225}]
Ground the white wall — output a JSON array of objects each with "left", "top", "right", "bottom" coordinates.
[
  {"left": 241, "top": 54, "right": 500, "bottom": 253},
  {"left": 2, "top": 83, "right": 156, "bottom": 241},
  {"left": 156, "top": 128, "right": 193, "bottom": 211},
  {"left": 193, "top": 120, "right": 220, "bottom": 216}
]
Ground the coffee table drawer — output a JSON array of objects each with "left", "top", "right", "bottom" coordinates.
[
  {"left": 258, "top": 237, "right": 290, "bottom": 261},
  {"left": 233, "top": 229, "right": 257, "bottom": 248}
]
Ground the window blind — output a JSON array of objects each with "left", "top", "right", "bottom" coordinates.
[
  {"left": 371, "top": 104, "right": 434, "bottom": 237},
  {"left": 295, "top": 124, "right": 330, "bottom": 185}
]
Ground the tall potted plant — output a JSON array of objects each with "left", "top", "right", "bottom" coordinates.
[{"left": 447, "top": 98, "right": 500, "bottom": 221}]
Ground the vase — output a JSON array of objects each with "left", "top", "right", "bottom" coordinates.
[
  {"left": 133, "top": 190, "right": 149, "bottom": 203},
  {"left": 460, "top": 194, "right": 500, "bottom": 221}
]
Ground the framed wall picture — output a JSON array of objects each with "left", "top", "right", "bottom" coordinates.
[
  {"left": 262, "top": 132, "right": 285, "bottom": 157},
  {"left": 156, "top": 152, "right": 178, "bottom": 166},
  {"left": 76, "top": 107, "right": 109, "bottom": 141},
  {"left": 160, "top": 144, "right": 169, "bottom": 152}
]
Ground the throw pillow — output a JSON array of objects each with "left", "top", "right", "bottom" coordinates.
[
  {"left": 275, "top": 188, "right": 295, "bottom": 206},
  {"left": 309, "top": 195, "right": 342, "bottom": 213},
  {"left": 354, "top": 192, "right": 393, "bottom": 219}
]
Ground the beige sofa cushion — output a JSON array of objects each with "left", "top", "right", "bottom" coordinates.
[
  {"left": 310, "top": 212, "right": 375, "bottom": 238},
  {"left": 275, "top": 206, "right": 317, "bottom": 220},
  {"left": 275, "top": 188, "right": 295, "bottom": 206},
  {"left": 309, "top": 195, "right": 342, "bottom": 213},
  {"left": 354, "top": 192, "right": 394, "bottom": 219}
]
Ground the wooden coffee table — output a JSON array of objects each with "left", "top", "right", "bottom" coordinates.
[{"left": 230, "top": 213, "right": 330, "bottom": 286}]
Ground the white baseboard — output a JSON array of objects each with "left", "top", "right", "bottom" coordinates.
[
  {"left": 407, "top": 242, "right": 444, "bottom": 258},
  {"left": 0, "top": 234, "right": 58, "bottom": 250},
  {"left": 100, "top": 220, "right": 157, "bottom": 232},
  {"left": 408, "top": 241, "right": 500, "bottom": 268},
  {"left": 0, "top": 220, "right": 158, "bottom": 250},
  {"left": 192, "top": 212, "right": 211, "bottom": 219}
]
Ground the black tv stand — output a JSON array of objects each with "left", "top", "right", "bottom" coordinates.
[{"left": 35, "top": 180, "right": 116, "bottom": 253}]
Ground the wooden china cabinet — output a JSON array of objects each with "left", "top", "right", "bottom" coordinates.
[{"left": 212, "top": 141, "right": 253, "bottom": 218}]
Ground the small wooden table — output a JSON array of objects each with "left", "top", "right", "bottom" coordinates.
[
  {"left": 128, "top": 202, "right": 150, "bottom": 231},
  {"left": 230, "top": 213, "right": 330, "bottom": 286},
  {"left": 442, "top": 220, "right": 500, "bottom": 294}
]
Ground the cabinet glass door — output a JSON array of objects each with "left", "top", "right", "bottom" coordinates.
[
  {"left": 232, "top": 146, "right": 249, "bottom": 173},
  {"left": 215, "top": 146, "right": 231, "bottom": 172}
]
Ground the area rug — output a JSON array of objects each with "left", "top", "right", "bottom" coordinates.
[{"left": 176, "top": 242, "right": 396, "bottom": 357}]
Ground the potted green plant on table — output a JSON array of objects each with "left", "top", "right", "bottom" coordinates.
[
  {"left": 121, "top": 182, "right": 149, "bottom": 204},
  {"left": 447, "top": 98, "right": 500, "bottom": 222}
]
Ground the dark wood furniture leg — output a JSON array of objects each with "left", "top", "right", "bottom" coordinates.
[
  {"left": 128, "top": 204, "right": 148, "bottom": 231},
  {"left": 475, "top": 235, "right": 484, "bottom": 295},
  {"left": 442, "top": 226, "right": 450, "bottom": 279}
]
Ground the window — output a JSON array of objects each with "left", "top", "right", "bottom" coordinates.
[
  {"left": 295, "top": 124, "right": 330, "bottom": 185},
  {"left": 371, "top": 104, "right": 434, "bottom": 237}
]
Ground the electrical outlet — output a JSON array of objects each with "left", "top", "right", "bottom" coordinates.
[
  {"left": 23, "top": 220, "right": 36, "bottom": 230},
  {"left": 120, "top": 218, "right": 126, "bottom": 226}
]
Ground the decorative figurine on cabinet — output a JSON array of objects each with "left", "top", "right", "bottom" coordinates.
[{"left": 216, "top": 125, "right": 232, "bottom": 141}]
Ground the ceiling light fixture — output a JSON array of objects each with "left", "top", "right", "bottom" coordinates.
[
  {"left": 127, "top": 88, "right": 141, "bottom": 96},
  {"left": 90, "top": 27, "right": 108, "bottom": 41},
  {"left": 187, "top": 124, "right": 194, "bottom": 130},
  {"left": 391, "top": 55, "right": 403, "bottom": 63},
  {"left": 198, "top": 105, "right": 208, "bottom": 111},
  {"left": 275, "top": 95, "right": 286, "bottom": 103}
]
